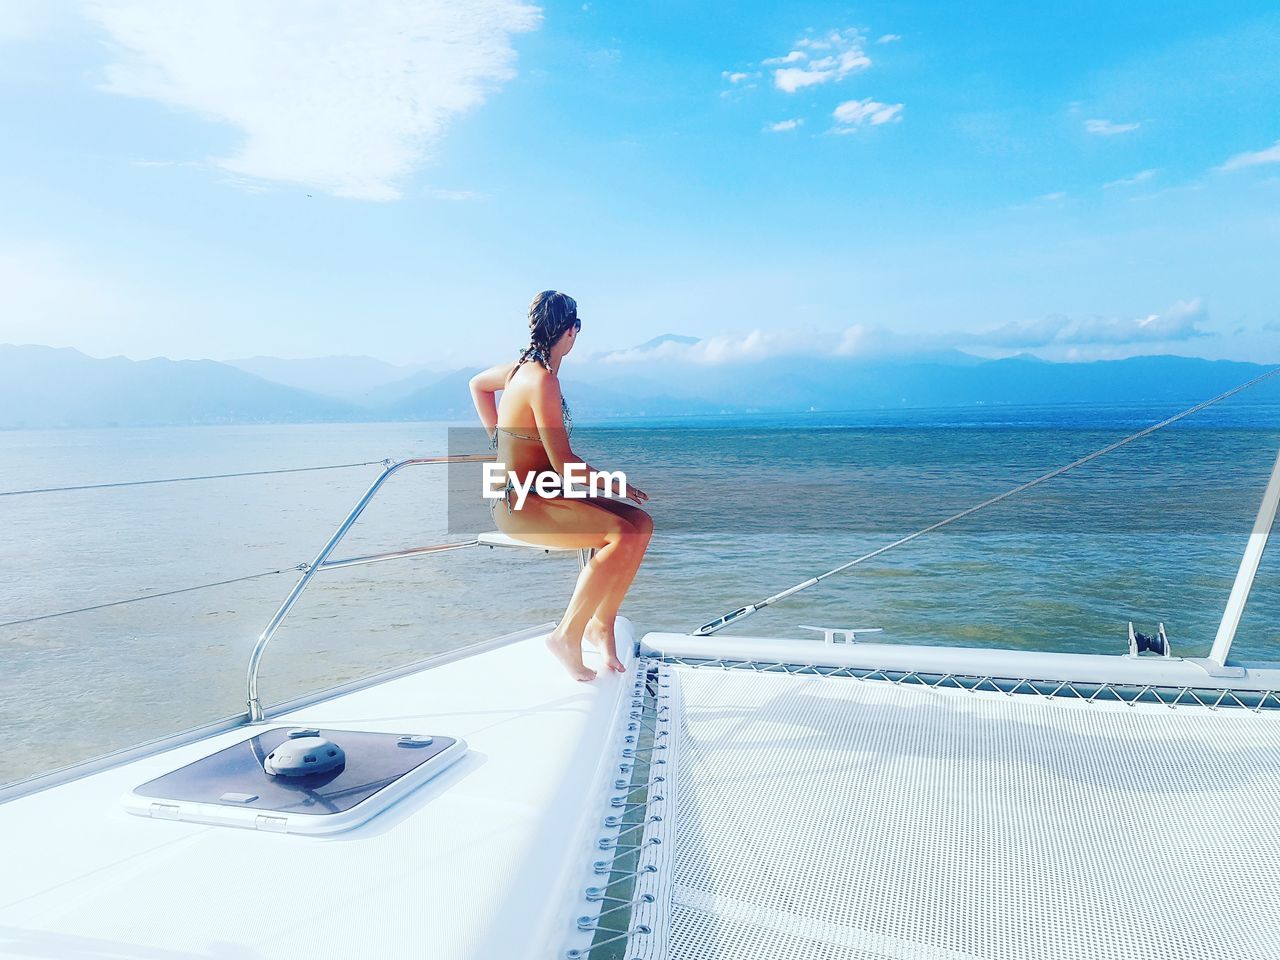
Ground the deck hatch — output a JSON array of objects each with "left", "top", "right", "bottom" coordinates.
[{"left": 125, "top": 726, "right": 465, "bottom": 834}]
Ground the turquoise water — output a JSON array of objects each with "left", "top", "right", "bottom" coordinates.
[{"left": 2, "top": 404, "right": 1278, "bottom": 785}]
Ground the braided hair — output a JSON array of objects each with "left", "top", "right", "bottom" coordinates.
[{"left": 515, "top": 290, "right": 580, "bottom": 373}]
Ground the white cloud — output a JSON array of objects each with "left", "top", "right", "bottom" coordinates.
[
  {"left": 832, "top": 97, "right": 903, "bottom": 130},
  {"left": 876, "top": 34, "right": 901, "bottom": 44},
  {"left": 1217, "top": 139, "right": 1280, "bottom": 172},
  {"left": 765, "top": 118, "right": 802, "bottom": 132},
  {"left": 968, "top": 299, "right": 1208, "bottom": 347},
  {"left": 594, "top": 301, "right": 1211, "bottom": 368},
  {"left": 84, "top": 0, "right": 542, "bottom": 201},
  {"left": 1085, "top": 118, "right": 1140, "bottom": 136},
  {"left": 600, "top": 330, "right": 831, "bottom": 366},
  {"left": 722, "top": 70, "right": 755, "bottom": 84},
  {"left": 773, "top": 68, "right": 826, "bottom": 93},
  {"left": 597, "top": 325, "right": 928, "bottom": 366},
  {"left": 1036, "top": 191, "right": 1067, "bottom": 202},
  {"left": 771, "top": 28, "right": 870, "bottom": 93},
  {"left": 1104, "top": 168, "right": 1158, "bottom": 188},
  {"left": 762, "top": 51, "right": 805, "bottom": 66},
  {"left": 835, "top": 324, "right": 876, "bottom": 355}
]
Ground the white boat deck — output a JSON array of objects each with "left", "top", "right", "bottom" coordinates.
[
  {"left": 7, "top": 625, "right": 1280, "bottom": 960},
  {"left": 0, "top": 622, "right": 637, "bottom": 960}
]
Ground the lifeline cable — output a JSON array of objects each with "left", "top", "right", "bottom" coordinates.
[
  {"left": 694, "top": 365, "right": 1280, "bottom": 636},
  {"left": 0, "top": 567, "right": 300, "bottom": 629},
  {"left": 0, "top": 459, "right": 391, "bottom": 498}
]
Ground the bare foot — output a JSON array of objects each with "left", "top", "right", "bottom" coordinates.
[
  {"left": 546, "top": 628, "right": 597, "bottom": 682},
  {"left": 585, "top": 617, "right": 626, "bottom": 674}
]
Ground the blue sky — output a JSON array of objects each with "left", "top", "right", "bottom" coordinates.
[{"left": 0, "top": 0, "right": 1277, "bottom": 367}]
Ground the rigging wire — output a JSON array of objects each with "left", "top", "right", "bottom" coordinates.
[
  {"left": 694, "top": 364, "right": 1280, "bottom": 636},
  {"left": 0, "top": 567, "right": 304, "bottom": 630},
  {"left": 0, "top": 459, "right": 396, "bottom": 628},
  {"left": 0, "top": 459, "right": 392, "bottom": 498}
]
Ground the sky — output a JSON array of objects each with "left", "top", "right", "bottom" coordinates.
[{"left": 0, "top": 0, "right": 1278, "bottom": 367}]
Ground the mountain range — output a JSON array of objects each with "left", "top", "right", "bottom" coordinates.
[
  {"left": 1, "top": 341, "right": 1277, "bottom": 429},
  {"left": 225, "top": 355, "right": 437, "bottom": 403}
]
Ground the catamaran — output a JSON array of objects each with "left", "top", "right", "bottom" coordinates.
[{"left": 2, "top": 374, "right": 1279, "bottom": 960}]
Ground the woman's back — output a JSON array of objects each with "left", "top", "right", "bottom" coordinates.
[{"left": 494, "top": 362, "right": 562, "bottom": 475}]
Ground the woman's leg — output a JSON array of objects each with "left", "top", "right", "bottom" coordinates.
[
  {"left": 577, "top": 500, "right": 653, "bottom": 672},
  {"left": 554, "top": 531, "right": 646, "bottom": 678},
  {"left": 495, "top": 497, "right": 643, "bottom": 680}
]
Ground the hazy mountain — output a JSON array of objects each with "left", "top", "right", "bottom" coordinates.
[
  {"left": 579, "top": 335, "right": 983, "bottom": 375},
  {"left": 582, "top": 333, "right": 700, "bottom": 366},
  {"left": 387, "top": 365, "right": 726, "bottom": 421},
  {"left": 390, "top": 368, "right": 484, "bottom": 420},
  {"left": 357, "top": 367, "right": 451, "bottom": 408},
  {"left": 375, "top": 351, "right": 1278, "bottom": 419},
  {"left": 563, "top": 352, "right": 1280, "bottom": 415},
  {"left": 226, "top": 355, "right": 434, "bottom": 402},
  {"left": 0, "top": 345, "right": 358, "bottom": 429},
  {"left": 2, "top": 342, "right": 1276, "bottom": 428},
  {"left": 564, "top": 383, "right": 725, "bottom": 419},
  {"left": 630, "top": 333, "right": 700, "bottom": 351}
]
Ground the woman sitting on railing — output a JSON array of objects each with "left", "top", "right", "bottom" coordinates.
[{"left": 469, "top": 291, "right": 652, "bottom": 681}]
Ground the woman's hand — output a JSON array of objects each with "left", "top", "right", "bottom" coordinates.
[{"left": 626, "top": 482, "right": 649, "bottom": 504}]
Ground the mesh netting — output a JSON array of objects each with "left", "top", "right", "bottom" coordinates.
[{"left": 663, "top": 665, "right": 1280, "bottom": 960}]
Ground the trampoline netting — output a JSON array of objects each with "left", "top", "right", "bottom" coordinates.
[{"left": 636, "top": 663, "right": 1280, "bottom": 960}]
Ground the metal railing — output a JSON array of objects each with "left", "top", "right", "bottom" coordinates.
[{"left": 244, "top": 454, "right": 584, "bottom": 721}]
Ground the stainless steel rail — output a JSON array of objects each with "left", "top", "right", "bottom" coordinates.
[{"left": 245, "top": 454, "right": 492, "bottom": 721}]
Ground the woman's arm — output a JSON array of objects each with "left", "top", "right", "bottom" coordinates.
[
  {"left": 469, "top": 362, "right": 516, "bottom": 438},
  {"left": 530, "top": 375, "right": 648, "bottom": 504}
]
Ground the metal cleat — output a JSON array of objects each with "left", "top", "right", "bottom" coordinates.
[{"left": 798, "top": 624, "right": 884, "bottom": 645}]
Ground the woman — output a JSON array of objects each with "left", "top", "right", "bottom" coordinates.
[{"left": 469, "top": 291, "right": 653, "bottom": 681}]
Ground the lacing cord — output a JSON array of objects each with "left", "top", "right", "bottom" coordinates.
[{"left": 567, "top": 659, "right": 673, "bottom": 960}]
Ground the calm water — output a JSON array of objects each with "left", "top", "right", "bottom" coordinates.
[{"left": 2, "top": 405, "right": 1279, "bottom": 785}]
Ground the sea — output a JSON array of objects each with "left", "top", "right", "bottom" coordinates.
[{"left": 3, "top": 401, "right": 1279, "bottom": 786}]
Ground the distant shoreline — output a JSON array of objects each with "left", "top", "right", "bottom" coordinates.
[{"left": 2, "top": 398, "right": 1278, "bottom": 433}]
